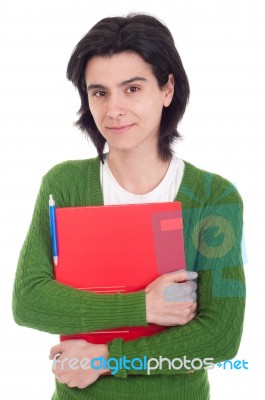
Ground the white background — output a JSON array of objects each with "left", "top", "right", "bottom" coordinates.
[{"left": 0, "top": 0, "right": 264, "bottom": 398}]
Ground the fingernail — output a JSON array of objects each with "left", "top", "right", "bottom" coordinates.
[{"left": 188, "top": 272, "right": 198, "bottom": 279}]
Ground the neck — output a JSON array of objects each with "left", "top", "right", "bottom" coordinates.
[{"left": 107, "top": 147, "right": 171, "bottom": 195}]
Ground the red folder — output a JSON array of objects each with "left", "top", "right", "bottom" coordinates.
[{"left": 54, "top": 202, "right": 186, "bottom": 343}]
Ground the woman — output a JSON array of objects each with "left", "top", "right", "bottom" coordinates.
[{"left": 12, "top": 13, "right": 245, "bottom": 400}]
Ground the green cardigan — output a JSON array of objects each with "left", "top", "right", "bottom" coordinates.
[{"left": 12, "top": 157, "right": 246, "bottom": 400}]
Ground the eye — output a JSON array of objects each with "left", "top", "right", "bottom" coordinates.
[
  {"left": 93, "top": 90, "right": 107, "bottom": 97},
  {"left": 126, "top": 86, "right": 140, "bottom": 94}
]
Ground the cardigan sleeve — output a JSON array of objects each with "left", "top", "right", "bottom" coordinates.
[
  {"left": 12, "top": 165, "right": 147, "bottom": 334},
  {"left": 107, "top": 174, "right": 246, "bottom": 378}
]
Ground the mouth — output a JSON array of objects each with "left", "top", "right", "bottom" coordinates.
[{"left": 106, "top": 124, "right": 135, "bottom": 133}]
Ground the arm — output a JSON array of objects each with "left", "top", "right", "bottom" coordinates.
[
  {"left": 106, "top": 175, "right": 246, "bottom": 378},
  {"left": 12, "top": 160, "right": 198, "bottom": 335},
  {"left": 48, "top": 269, "right": 198, "bottom": 388},
  {"left": 12, "top": 166, "right": 147, "bottom": 334},
  {"left": 48, "top": 180, "right": 245, "bottom": 386}
]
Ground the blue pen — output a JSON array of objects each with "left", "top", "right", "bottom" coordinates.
[{"left": 49, "top": 194, "right": 58, "bottom": 266}]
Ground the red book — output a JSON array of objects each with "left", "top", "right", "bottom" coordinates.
[{"left": 54, "top": 202, "right": 186, "bottom": 343}]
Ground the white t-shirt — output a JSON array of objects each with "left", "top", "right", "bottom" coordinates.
[{"left": 100, "top": 155, "right": 185, "bottom": 205}]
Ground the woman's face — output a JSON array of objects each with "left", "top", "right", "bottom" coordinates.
[{"left": 85, "top": 52, "right": 174, "bottom": 155}]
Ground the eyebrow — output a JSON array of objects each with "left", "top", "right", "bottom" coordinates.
[{"left": 86, "top": 76, "right": 147, "bottom": 92}]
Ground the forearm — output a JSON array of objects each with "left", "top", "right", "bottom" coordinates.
[
  {"left": 12, "top": 272, "right": 147, "bottom": 334},
  {"left": 12, "top": 171, "right": 147, "bottom": 334}
]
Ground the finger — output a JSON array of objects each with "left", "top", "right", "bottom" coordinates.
[
  {"left": 189, "top": 292, "right": 197, "bottom": 302},
  {"left": 175, "top": 294, "right": 197, "bottom": 302},
  {"left": 164, "top": 292, "right": 195, "bottom": 302},
  {"left": 56, "top": 374, "right": 69, "bottom": 384},
  {"left": 186, "top": 271, "right": 198, "bottom": 281},
  {"left": 179, "top": 311, "right": 197, "bottom": 325},
  {"left": 163, "top": 270, "right": 198, "bottom": 283},
  {"left": 188, "top": 312, "right": 197, "bottom": 321},
  {"left": 67, "top": 380, "right": 77, "bottom": 388},
  {"left": 172, "top": 281, "right": 197, "bottom": 296},
  {"left": 182, "top": 280, "right": 197, "bottom": 291},
  {"left": 179, "top": 283, "right": 197, "bottom": 301},
  {"left": 50, "top": 352, "right": 62, "bottom": 362},
  {"left": 163, "top": 282, "right": 197, "bottom": 302},
  {"left": 49, "top": 343, "right": 64, "bottom": 359}
]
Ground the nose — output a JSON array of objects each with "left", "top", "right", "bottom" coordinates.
[{"left": 106, "top": 93, "right": 126, "bottom": 118}]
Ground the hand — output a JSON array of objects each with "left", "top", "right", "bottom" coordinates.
[
  {"left": 145, "top": 269, "right": 198, "bottom": 326},
  {"left": 49, "top": 340, "right": 110, "bottom": 389}
]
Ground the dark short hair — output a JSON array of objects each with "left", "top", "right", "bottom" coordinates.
[{"left": 66, "top": 13, "right": 190, "bottom": 162}]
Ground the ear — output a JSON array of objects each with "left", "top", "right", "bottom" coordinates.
[{"left": 163, "top": 74, "right": 175, "bottom": 107}]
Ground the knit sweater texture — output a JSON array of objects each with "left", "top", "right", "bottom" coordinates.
[{"left": 12, "top": 157, "right": 246, "bottom": 400}]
